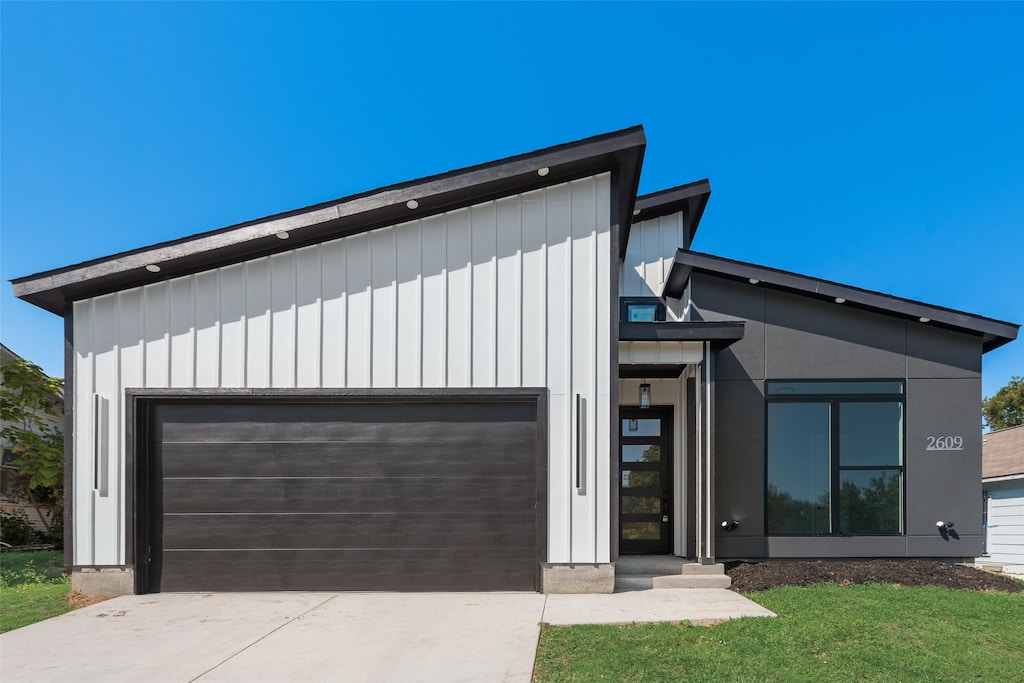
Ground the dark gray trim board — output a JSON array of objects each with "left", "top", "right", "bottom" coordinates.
[
  {"left": 126, "top": 388, "right": 548, "bottom": 594},
  {"left": 630, "top": 179, "right": 712, "bottom": 250},
  {"left": 13, "top": 128, "right": 646, "bottom": 316},
  {"left": 619, "top": 321, "right": 744, "bottom": 344},
  {"left": 665, "top": 250, "right": 1018, "bottom": 352},
  {"left": 62, "top": 304, "right": 74, "bottom": 568}
]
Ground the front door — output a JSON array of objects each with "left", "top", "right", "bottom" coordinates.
[{"left": 619, "top": 407, "right": 672, "bottom": 554}]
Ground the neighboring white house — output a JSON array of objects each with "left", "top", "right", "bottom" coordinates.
[{"left": 978, "top": 424, "right": 1024, "bottom": 575}]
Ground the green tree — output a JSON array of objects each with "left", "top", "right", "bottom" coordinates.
[
  {"left": 0, "top": 358, "right": 64, "bottom": 538},
  {"left": 983, "top": 376, "right": 1024, "bottom": 430}
]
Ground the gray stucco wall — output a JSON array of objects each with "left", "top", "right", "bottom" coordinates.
[{"left": 691, "top": 273, "right": 984, "bottom": 558}]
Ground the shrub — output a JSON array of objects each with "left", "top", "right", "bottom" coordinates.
[{"left": 0, "top": 508, "right": 37, "bottom": 547}]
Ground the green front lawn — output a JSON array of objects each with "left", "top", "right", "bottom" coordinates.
[
  {"left": 534, "top": 584, "right": 1024, "bottom": 682},
  {"left": 0, "top": 550, "right": 72, "bottom": 633}
]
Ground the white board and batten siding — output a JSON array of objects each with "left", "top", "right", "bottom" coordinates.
[
  {"left": 72, "top": 175, "right": 613, "bottom": 568},
  {"left": 983, "top": 480, "right": 1024, "bottom": 574},
  {"left": 620, "top": 211, "right": 687, "bottom": 318}
]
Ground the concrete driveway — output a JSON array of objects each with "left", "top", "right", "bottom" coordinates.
[{"left": 0, "top": 590, "right": 772, "bottom": 682}]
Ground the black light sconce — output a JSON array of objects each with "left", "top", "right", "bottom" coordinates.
[
  {"left": 936, "top": 521, "right": 954, "bottom": 530},
  {"left": 639, "top": 383, "right": 651, "bottom": 409},
  {"left": 721, "top": 520, "right": 740, "bottom": 531}
]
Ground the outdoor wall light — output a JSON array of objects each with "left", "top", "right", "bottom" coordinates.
[
  {"left": 721, "top": 520, "right": 740, "bottom": 531},
  {"left": 936, "top": 521, "right": 954, "bottom": 530},
  {"left": 639, "top": 383, "right": 652, "bottom": 409}
]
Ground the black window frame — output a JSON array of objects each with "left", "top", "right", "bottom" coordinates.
[
  {"left": 619, "top": 297, "right": 666, "bottom": 323},
  {"left": 764, "top": 379, "right": 906, "bottom": 537}
]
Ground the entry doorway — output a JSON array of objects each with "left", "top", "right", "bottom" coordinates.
[{"left": 619, "top": 407, "right": 673, "bottom": 554}]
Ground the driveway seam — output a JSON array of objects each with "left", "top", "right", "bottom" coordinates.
[{"left": 189, "top": 594, "right": 338, "bottom": 682}]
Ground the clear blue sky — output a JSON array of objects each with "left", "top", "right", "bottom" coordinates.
[{"left": 2, "top": 2, "right": 1021, "bottom": 403}]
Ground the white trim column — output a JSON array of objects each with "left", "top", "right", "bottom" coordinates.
[{"left": 694, "top": 341, "right": 716, "bottom": 564}]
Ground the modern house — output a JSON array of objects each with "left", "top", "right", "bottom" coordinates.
[
  {"left": 10, "top": 127, "right": 1019, "bottom": 595},
  {"left": 978, "top": 425, "right": 1024, "bottom": 574}
]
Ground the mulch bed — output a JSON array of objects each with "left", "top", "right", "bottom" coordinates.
[{"left": 726, "top": 559, "right": 1024, "bottom": 593}]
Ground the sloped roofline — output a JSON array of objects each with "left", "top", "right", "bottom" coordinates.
[
  {"left": 630, "top": 179, "right": 711, "bottom": 250},
  {"left": 12, "top": 127, "right": 647, "bottom": 316},
  {"left": 664, "top": 249, "right": 1019, "bottom": 353}
]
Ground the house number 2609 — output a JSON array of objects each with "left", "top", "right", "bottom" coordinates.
[{"left": 926, "top": 436, "right": 963, "bottom": 451}]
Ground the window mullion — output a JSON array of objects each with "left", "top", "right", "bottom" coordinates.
[{"left": 830, "top": 400, "right": 841, "bottom": 534}]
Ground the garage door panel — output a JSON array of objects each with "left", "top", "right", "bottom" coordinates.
[
  {"left": 144, "top": 396, "right": 544, "bottom": 592},
  {"left": 159, "top": 440, "right": 537, "bottom": 478},
  {"left": 161, "top": 476, "right": 536, "bottom": 514},
  {"left": 156, "top": 548, "right": 537, "bottom": 592},
  {"left": 160, "top": 512, "right": 536, "bottom": 550}
]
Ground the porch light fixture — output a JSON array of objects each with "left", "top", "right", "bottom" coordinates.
[
  {"left": 145, "top": 264, "right": 161, "bottom": 273},
  {"left": 406, "top": 200, "right": 419, "bottom": 210},
  {"left": 275, "top": 231, "right": 290, "bottom": 240},
  {"left": 748, "top": 278, "right": 760, "bottom": 285},
  {"left": 537, "top": 167, "right": 550, "bottom": 177},
  {"left": 936, "top": 520, "right": 953, "bottom": 530},
  {"left": 919, "top": 317, "right": 930, "bottom": 323},
  {"left": 639, "top": 383, "right": 652, "bottom": 409},
  {"left": 633, "top": 208, "right": 642, "bottom": 216},
  {"left": 834, "top": 297, "right": 846, "bottom": 304}
]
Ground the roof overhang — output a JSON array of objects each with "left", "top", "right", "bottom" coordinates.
[
  {"left": 13, "top": 127, "right": 647, "bottom": 316},
  {"left": 624, "top": 179, "right": 711, "bottom": 256},
  {"left": 664, "top": 249, "right": 1019, "bottom": 353},
  {"left": 619, "top": 320, "right": 744, "bottom": 347}
]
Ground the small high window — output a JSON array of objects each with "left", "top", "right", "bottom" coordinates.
[
  {"left": 765, "top": 380, "right": 904, "bottom": 536},
  {"left": 620, "top": 297, "right": 666, "bottom": 322}
]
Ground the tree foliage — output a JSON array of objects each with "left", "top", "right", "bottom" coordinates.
[
  {"left": 983, "top": 375, "right": 1024, "bottom": 430},
  {"left": 0, "top": 358, "right": 64, "bottom": 535}
]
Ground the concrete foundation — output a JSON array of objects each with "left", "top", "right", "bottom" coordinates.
[
  {"left": 72, "top": 567, "right": 134, "bottom": 595},
  {"left": 540, "top": 563, "right": 615, "bottom": 593}
]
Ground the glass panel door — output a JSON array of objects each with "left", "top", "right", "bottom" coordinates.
[{"left": 620, "top": 407, "right": 672, "bottom": 554}]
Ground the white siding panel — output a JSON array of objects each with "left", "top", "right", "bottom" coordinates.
[
  {"left": 194, "top": 271, "right": 220, "bottom": 387},
  {"left": 143, "top": 284, "right": 169, "bottom": 388},
  {"left": 219, "top": 264, "right": 246, "bottom": 387},
  {"left": 270, "top": 253, "right": 297, "bottom": 388},
  {"left": 346, "top": 233, "right": 372, "bottom": 388},
  {"left": 245, "top": 259, "right": 271, "bottom": 388},
  {"left": 420, "top": 215, "right": 447, "bottom": 387},
  {"left": 295, "top": 246, "right": 322, "bottom": 387},
  {"left": 495, "top": 197, "right": 522, "bottom": 387},
  {"left": 619, "top": 212, "right": 685, "bottom": 299},
  {"left": 984, "top": 484, "right": 1024, "bottom": 572},
  {"left": 396, "top": 221, "right": 423, "bottom": 387},
  {"left": 71, "top": 173, "right": 615, "bottom": 567},
  {"left": 471, "top": 204, "right": 497, "bottom": 387},
  {"left": 446, "top": 210, "right": 472, "bottom": 387},
  {"left": 320, "top": 240, "right": 347, "bottom": 387},
  {"left": 520, "top": 190, "right": 547, "bottom": 388},
  {"left": 371, "top": 227, "right": 397, "bottom": 388}
]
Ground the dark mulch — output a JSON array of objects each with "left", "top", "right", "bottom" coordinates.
[{"left": 726, "top": 559, "right": 1024, "bottom": 593}]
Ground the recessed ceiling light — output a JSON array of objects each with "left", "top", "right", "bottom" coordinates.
[
  {"left": 406, "top": 200, "right": 419, "bottom": 210},
  {"left": 537, "top": 167, "right": 550, "bottom": 177},
  {"left": 276, "top": 231, "right": 290, "bottom": 240},
  {"left": 146, "top": 264, "right": 161, "bottom": 273},
  {"left": 919, "top": 317, "right": 930, "bottom": 323},
  {"left": 749, "top": 278, "right": 760, "bottom": 285},
  {"left": 834, "top": 297, "right": 846, "bottom": 304},
  {"left": 633, "top": 209, "right": 642, "bottom": 216}
]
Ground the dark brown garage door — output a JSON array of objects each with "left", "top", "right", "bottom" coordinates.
[{"left": 136, "top": 393, "right": 545, "bottom": 593}]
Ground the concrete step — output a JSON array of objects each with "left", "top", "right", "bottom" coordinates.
[
  {"left": 614, "top": 573, "right": 732, "bottom": 591},
  {"left": 615, "top": 556, "right": 688, "bottom": 576},
  {"left": 682, "top": 563, "right": 726, "bottom": 576}
]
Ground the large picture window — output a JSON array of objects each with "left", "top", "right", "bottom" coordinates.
[{"left": 766, "top": 381, "right": 904, "bottom": 535}]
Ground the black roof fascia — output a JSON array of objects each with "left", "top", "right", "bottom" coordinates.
[
  {"left": 619, "top": 321, "right": 745, "bottom": 346},
  {"left": 625, "top": 179, "right": 711, "bottom": 254},
  {"left": 665, "top": 249, "right": 1019, "bottom": 353},
  {"left": 13, "top": 127, "right": 647, "bottom": 316},
  {"left": 619, "top": 364, "right": 686, "bottom": 379}
]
